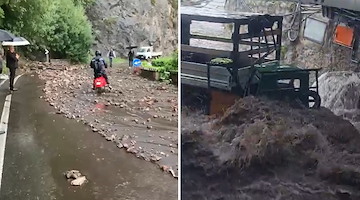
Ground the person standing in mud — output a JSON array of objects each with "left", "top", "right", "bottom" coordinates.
[
  {"left": 128, "top": 49, "right": 134, "bottom": 67},
  {"left": 107, "top": 48, "right": 116, "bottom": 68},
  {"left": 90, "top": 50, "right": 111, "bottom": 89},
  {"left": 6, "top": 46, "right": 19, "bottom": 91}
]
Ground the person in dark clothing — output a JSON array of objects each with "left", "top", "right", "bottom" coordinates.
[
  {"left": 128, "top": 50, "right": 134, "bottom": 67},
  {"left": 90, "top": 50, "right": 110, "bottom": 88},
  {"left": 0, "top": 50, "right": 4, "bottom": 74},
  {"left": 6, "top": 46, "right": 19, "bottom": 91},
  {"left": 107, "top": 48, "right": 116, "bottom": 68}
]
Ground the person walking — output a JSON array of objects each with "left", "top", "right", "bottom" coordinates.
[
  {"left": 107, "top": 48, "right": 116, "bottom": 68},
  {"left": 128, "top": 50, "right": 134, "bottom": 67},
  {"left": 6, "top": 46, "right": 19, "bottom": 91}
]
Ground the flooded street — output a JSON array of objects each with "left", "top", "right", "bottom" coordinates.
[
  {"left": 36, "top": 62, "right": 178, "bottom": 177},
  {"left": 0, "top": 75, "right": 177, "bottom": 200}
]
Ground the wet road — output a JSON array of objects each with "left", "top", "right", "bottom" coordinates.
[{"left": 0, "top": 75, "right": 177, "bottom": 200}]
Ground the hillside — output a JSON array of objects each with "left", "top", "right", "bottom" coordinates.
[{"left": 86, "top": 0, "right": 178, "bottom": 57}]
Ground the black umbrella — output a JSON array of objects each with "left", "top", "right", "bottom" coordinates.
[
  {"left": 126, "top": 46, "right": 138, "bottom": 50},
  {"left": 0, "top": 29, "right": 16, "bottom": 42}
]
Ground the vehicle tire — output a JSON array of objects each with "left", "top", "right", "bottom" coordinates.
[{"left": 306, "top": 90, "right": 321, "bottom": 109}]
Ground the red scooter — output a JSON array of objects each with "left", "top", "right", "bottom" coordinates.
[{"left": 93, "top": 74, "right": 107, "bottom": 94}]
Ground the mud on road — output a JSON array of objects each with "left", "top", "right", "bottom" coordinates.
[{"left": 33, "top": 62, "right": 178, "bottom": 177}]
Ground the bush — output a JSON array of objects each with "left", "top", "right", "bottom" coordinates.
[
  {"left": 45, "top": 0, "right": 93, "bottom": 63},
  {"left": 151, "top": 51, "right": 178, "bottom": 72},
  {"left": 142, "top": 52, "right": 177, "bottom": 82}
]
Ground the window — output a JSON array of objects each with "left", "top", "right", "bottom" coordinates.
[{"left": 304, "top": 18, "right": 327, "bottom": 44}]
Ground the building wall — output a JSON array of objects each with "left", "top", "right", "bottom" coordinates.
[{"left": 225, "top": 0, "right": 359, "bottom": 71}]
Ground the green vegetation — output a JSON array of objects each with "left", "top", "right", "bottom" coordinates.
[
  {"left": 281, "top": 46, "right": 288, "bottom": 60},
  {"left": 168, "top": 0, "right": 178, "bottom": 9},
  {"left": 106, "top": 57, "right": 126, "bottom": 65},
  {"left": 0, "top": 0, "right": 93, "bottom": 63},
  {"left": 142, "top": 51, "right": 178, "bottom": 82},
  {"left": 73, "top": 0, "right": 95, "bottom": 7},
  {"left": 1, "top": 66, "right": 8, "bottom": 75},
  {"left": 151, "top": 0, "right": 156, "bottom": 6},
  {"left": 210, "top": 58, "right": 233, "bottom": 65}
]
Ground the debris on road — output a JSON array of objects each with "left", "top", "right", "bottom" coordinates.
[
  {"left": 36, "top": 62, "right": 178, "bottom": 177},
  {"left": 71, "top": 176, "right": 87, "bottom": 186},
  {"left": 65, "top": 170, "right": 82, "bottom": 179},
  {"left": 64, "top": 170, "right": 88, "bottom": 186}
]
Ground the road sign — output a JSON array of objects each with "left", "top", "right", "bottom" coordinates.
[{"left": 133, "top": 58, "right": 141, "bottom": 67}]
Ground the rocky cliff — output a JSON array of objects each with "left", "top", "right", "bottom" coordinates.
[{"left": 86, "top": 0, "right": 177, "bottom": 57}]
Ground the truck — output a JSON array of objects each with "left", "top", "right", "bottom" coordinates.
[{"left": 136, "top": 46, "right": 162, "bottom": 60}]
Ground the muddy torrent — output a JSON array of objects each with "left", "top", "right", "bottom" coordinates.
[
  {"left": 317, "top": 71, "right": 360, "bottom": 130},
  {"left": 182, "top": 96, "right": 360, "bottom": 200}
]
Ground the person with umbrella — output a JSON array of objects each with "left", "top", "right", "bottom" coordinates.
[
  {"left": 1, "top": 34, "right": 29, "bottom": 91},
  {"left": 6, "top": 46, "right": 19, "bottom": 91},
  {"left": 128, "top": 48, "right": 135, "bottom": 67}
]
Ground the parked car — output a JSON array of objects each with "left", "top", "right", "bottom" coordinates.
[{"left": 136, "top": 46, "right": 162, "bottom": 60}]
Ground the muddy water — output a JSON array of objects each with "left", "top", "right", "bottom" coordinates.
[
  {"left": 37, "top": 64, "right": 178, "bottom": 177},
  {"left": 317, "top": 71, "right": 360, "bottom": 130},
  {"left": 181, "top": 97, "right": 360, "bottom": 200}
]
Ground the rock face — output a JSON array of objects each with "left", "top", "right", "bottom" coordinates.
[{"left": 86, "top": 0, "right": 177, "bottom": 57}]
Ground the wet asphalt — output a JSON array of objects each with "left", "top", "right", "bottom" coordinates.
[{"left": 0, "top": 75, "right": 177, "bottom": 200}]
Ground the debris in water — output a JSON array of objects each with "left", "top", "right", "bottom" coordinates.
[
  {"left": 65, "top": 170, "right": 82, "bottom": 179},
  {"left": 106, "top": 134, "right": 116, "bottom": 141},
  {"left": 182, "top": 96, "right": 360, "bottom": 199},
  {"left": 151, "top": 154, "right": 162, "bottom": 162},
  {"left": 64, "top": 170, "right": 87, "bottom": 186},
  {"left": 161, "top": 165, "right": 177, "bottom": 178},
  {"left": 71, "top": 176, "right": 87, "bottom": 186}
]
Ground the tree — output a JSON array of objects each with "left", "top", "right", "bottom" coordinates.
[
  {"left": 46, "top": 0, "right": 93, "bottom": 62},
  {"left": 0, "top": 0, "right": 93, "bottom": 63}
]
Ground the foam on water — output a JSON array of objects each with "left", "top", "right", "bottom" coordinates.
[{"left": 317, "top": 71, "right": 360, "bottom": 130}]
